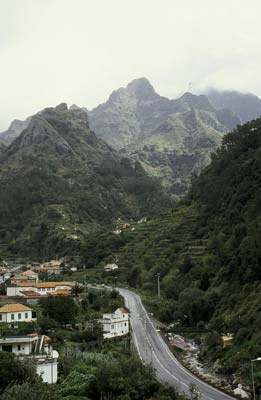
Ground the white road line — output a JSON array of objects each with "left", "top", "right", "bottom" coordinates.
[{"left": 122, "top": 289, "right": 236, "bottom": 400}]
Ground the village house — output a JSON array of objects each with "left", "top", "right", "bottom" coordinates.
[
  {"left": 221, "top": 333, "right": 234, "bottom": 348},
  {"left": 6, "top": 281, "right": 75, "bottom": 297},
  {"left": 0, "top": 334, "right": 59, "bottom": 383},
  {"left": 21, "top": 269, "right": 39, "bottom": 282},
  {"left": 100, "top": 307, "right": 129, "bottom": 339},
  {"left": 104, "top": 263, "right": 119, "bottom": 272},
  {"left": 29, "top": 260, "right": 64, "bottom": 276},
  {"left": 0, "top": 303, "right": 36, "bottom": 323},
  {"left": 34, "top": 265, "right": 61, "bottom": 275},
  {"left": 10, "top": 272, "right": 38, "bottom": 286}
]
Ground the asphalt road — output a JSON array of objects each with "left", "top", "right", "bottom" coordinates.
[{"left": 118, "top": 288, "right": 236, "bottom": 400}]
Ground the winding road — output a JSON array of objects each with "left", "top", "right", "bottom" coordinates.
[{"left": 118, "top": 288, "right": 236, "bottom": 400}]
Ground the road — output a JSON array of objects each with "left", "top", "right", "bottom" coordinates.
[{"left": 118, "top": 288, "right": 236, "bottom": 400}]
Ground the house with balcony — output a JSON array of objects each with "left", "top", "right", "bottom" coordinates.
[
  {"left": 0, "top": 334, "right": 59, "bottom": 383},
  {"left": 0, "top": 303, "right": 36, "bottom": 323},
  {"left": 100, "top": 307, "right": 129, "bottom": 339}
]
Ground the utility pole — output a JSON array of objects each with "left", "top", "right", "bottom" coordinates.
[
  {"left": 156, "top": 273, "right": 161, "bottom": 298},
  {"left": 251, "top": 357, "right": 261, "bottom": 400}
]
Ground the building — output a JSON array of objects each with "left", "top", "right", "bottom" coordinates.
[
  {"left": 0, "top": 334, "right": 59, "bottom": 383},
  {"left": 221, "top": 333, "right": 234, "bottom": 348},
  {"left": 100, "top": 307, "right": 129, "bottom": 339},
  {"left": 104, "top": 263, "right": 118, "bottom": 272},
  {"left": 0, "top": 303, "right": 36, "bottom": 323},
  {"left": 34, "top": 266, "right": 61, "bottom": 275},
  {"left": 21, "top": 269, "right": 39, "bottom": 282},
  {"left": 6, "top": 281, "right": 75, "bottom": 297},
  {"left": 33, "top": 260, "right": 63, "bottom": 276},
  {"left": 10, "top": 273, "right": 38, "bottom": 286}
]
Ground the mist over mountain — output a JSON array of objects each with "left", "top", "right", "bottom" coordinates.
[
  {"left": 1, "top": 78, "right": 261, "bottom": 198},
  {"left": 207, "top": 89, "right": 261, "bottom": 124},
  {"left": 89, "top": 78, "right": 252, "bottom": 195}
]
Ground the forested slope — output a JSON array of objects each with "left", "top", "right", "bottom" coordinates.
[{"left": 82, "top": 118, "right": 261, "bottom": 375}]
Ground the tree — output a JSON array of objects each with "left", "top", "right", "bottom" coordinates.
[
  {"left": 40, "top": 297, "right": 79, "bottom": 325},
  {"left": 0, "top": 352, "right": 37, "bottom": 393},
  {"left": 0, "top": 382, "right": 60, "bottom": 400},
  {"left": 128, "top": 266, "right": 142, "bottom": 288},
  {"left": 71, "top": 283, "right": 84, "bottom": 297}
]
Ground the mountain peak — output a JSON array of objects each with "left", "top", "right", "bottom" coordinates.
[
  {"left": 55, "top": 102, "right": 68, "bottom": 111},
  {"left": 127, "top": 77, "right": 158, "bottom": 100}
]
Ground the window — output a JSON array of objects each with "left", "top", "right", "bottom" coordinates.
[
  {"left": 2, "top": 345, "right": 12, "bottom": 352},
  {"left": 25, "top": 313, "right": 28, "bottom": 319},
  {"left": 0, "top": 314, "right": 2, "bottom": 321},
  {"left": 17, "top": 345, "right": 21, "bottom": 351},
  {"left": 18, "top": 313, "right": 21, "bottom": 320},
  {"left": 111, "top": 324, "right": 114, "bottom": 330},
  {"left": 11, "top": 314, "right": 14, "bottom": 320},
  {"left": 124, "top": 322, "right": 127, "bottom": 326}
]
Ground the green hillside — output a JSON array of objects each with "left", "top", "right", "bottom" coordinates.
[
  {"left": 81, "top": 118, "right": 261, "bottom": 378},
  {"left": 0, "top": 104, "right": 171, "bottom": 259}
]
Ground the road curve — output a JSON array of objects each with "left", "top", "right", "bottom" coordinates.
[{"left": 118, "top": 288, "right": 236, "bottom": 400}]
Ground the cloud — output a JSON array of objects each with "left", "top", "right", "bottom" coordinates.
[{"left": 1, "top": 0, "right": 261, "bottom": 130}]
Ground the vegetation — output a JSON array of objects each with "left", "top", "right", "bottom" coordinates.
[
  {"left": 0, "top": 104, "right": 171, "bottom": 259},
  {"left": 0, "top": 351, "right": 37, "bottom": 393},
  {"left": 80, "top": 118, "right": 261, "bottom": 384},
  {"left": 0, "top": 290, "right": 183, "bottom": 400},
  {"left": 0, "top": 343, "right": 184, "bottom": 399}
]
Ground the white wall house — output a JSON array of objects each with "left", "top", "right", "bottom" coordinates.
[
  {"left": 100, "top": 307, "right": 129, "bottom": 339},
  {"left": 0, "top": 334, "right": 59, "bottom": 383},
  {"left": 0, "top": 335, "right": 38, "bottom": 355},
  {"left": 0, "top": 303, "right": 36, "bottom": 323},
  {"left": 6, "top": 281, "right": 75, "bottom": 297},
  {"left": 104, "top": 263, "right": 119, "bottom": 272},
  {"left": 36, "top": 351, "right": 59, "bottom": 384}
]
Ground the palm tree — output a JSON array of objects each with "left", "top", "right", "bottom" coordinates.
[{"left": 70, "top": 283, "right": 84, "bottom": 297}]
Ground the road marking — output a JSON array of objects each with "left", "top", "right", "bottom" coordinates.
[{"left": 121, "top": 289, "right": 236, "bottom": 400}]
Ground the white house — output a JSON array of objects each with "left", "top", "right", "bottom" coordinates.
[
  {"left": 0, "top": 334, "right": 59, "bottom": 383},
  {"left": 104, "top": 263, "right": 118, "bottom": 272},
  {"left": 6, "top": 281, "right": 75, "bottom": 297},
  {"left": 100, "top": 307, "right": 129, "bottom": 339},
  {"left": 0, "top": 303, "right": 36, "bottom": 323}
]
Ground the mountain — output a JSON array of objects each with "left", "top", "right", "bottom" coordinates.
[
  {"left": 89, "top": 79, "right": 242, "bottom": 196},
  {"left": 121, "top": 107, "right": 226, "bottom": 195},
  {"left": 118, "top": 91, "right": 237, "bottom": 196},
  {"left": 207, "top": 89, "right": 261, "bottom": 124},
  {"left": 0, "top": 103, "right": 170, "bottom": 258},
  {"left": 2, "top": 80, "right": 261, "bottom": 199},
  {"left": 88, "top": 78, "right": 177, "bottom": 149},
  {"left": 0, "top": 143, "right": 5, "bottom": 155},
  {"left": 81, "top": 118, "right": 261, "bottom": 381},
  {"left": 0, "top": 117, "right": 31, "bottom": 146}
]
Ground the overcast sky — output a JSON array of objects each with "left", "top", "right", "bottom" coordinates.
[{"left": 1, "top": 0, "right": 261, "bottom": 130}]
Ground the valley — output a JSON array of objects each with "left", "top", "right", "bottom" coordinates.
[{"left": 0, "top": 81, "right": 261, "bottom": 399}]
